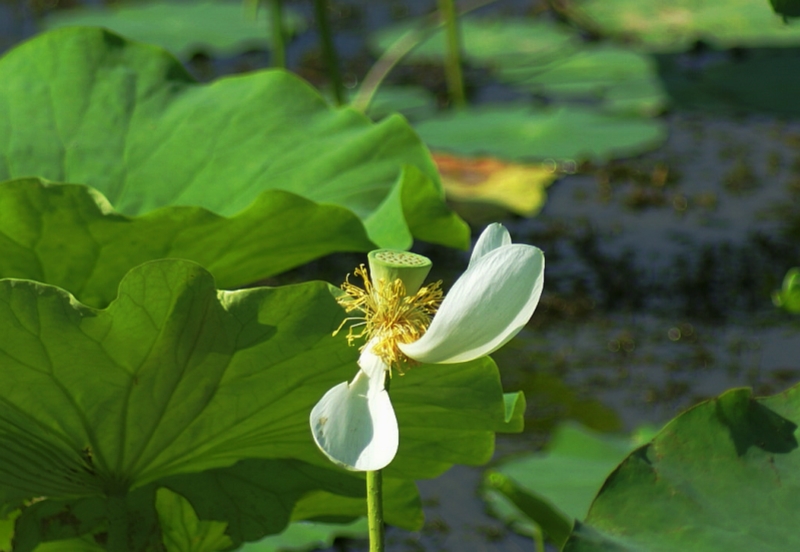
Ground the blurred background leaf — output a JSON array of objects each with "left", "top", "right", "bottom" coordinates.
[
  {"left": 568, "top": 0, "right": 800, "bottom": 51},
  {"left": 42, "top": 0, "right": 306, "bottom": 59}
]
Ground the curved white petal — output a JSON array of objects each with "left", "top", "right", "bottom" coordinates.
[
  {"left": 358, "top": 341, "right": 388, "bottom": 384},
  {"left": 470, "top": 223, "right": 511, "bottom": 267},
  {"left": 399, "top": 243, "right": 544, "bottom": 364},
  {"left": 309, "top": 353, "right": 397, "bottom": 471}
]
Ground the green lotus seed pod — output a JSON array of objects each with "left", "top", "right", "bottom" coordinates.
[{"left": 368, "top": 250, "right": 432, "bottom": 296}]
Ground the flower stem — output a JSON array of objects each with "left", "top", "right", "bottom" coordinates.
[
  {"left": 366, "top": 469, "right": 385, "bottom": 552},
  {"left": 437, "top": 0, "right": 466, "bottom": 107},
  {"left": 268, "top": 0, "right": 286, "bottom": 68},
  {"left": 313, "top": 0, "right": 345, "bottom": 106}
]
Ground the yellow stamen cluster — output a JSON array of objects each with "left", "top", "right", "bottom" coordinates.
[{"left": 334, "top": 265, "right": 443, "bottom": 372}]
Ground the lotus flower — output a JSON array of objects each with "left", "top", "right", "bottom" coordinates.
[{"left": 310, "top": 223, "right": 545, "bottom": 471}]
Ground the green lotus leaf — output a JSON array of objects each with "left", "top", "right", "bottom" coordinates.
[
  {"left": 482, "top": 424, "right": 650, "bottom": 546},
  {"left": 372, "top": 18, "right": 666, "bottom": 116},
  {"left": 370, "top": 17, "right": 577, "bottom": 66},
  {"left": 156, "top": 487, "right": 234, "bottom": 552},
  {"left": 359, "top": 86, "right": 438, "bottom": 122},
  {"left": 13, "top": 497, "right": 107, "bottom": 552},
  {"left": 32, "top": 536, "right": 105, "bottom": 552},
  {"left": 496, "top": 45, "right": 667, "bottom": 116},
  {"left": 0, "top": 510, "right": 15, "bottom": 551},
  {"left": 156, "top": 459, "right": 366, "bottom": 546},
  {"left": 14, "top": 490, "right": 161, "bottom": 552},
  {"left": 387, "top": 363, "right": 527, "bottom": 480},
  {"left": 564, "top": 385, "right": 800, "bottom": 551},
  {"left": 0, "top": 27, "right": 468, "bottom": 252},
  {"left": 413, "top": 105, "right": 666, "bottom": 163},
  {"left": 289, "top": 477, "right": 422, "bottom": 530},
  {"left": 42, "top": 0, "right": 305, "bottom": 59},
  {"left": 0, "top": 177, "right": 373, "bottom": 308},
  {"left": 237, "top": 519, "right": 367, "bottom": 552},
  {"left": 570, "top": 0, "right": 800, "bottom": 52},
  {"left": 0, "top": 259, "right": 520, "bottom": 547}
]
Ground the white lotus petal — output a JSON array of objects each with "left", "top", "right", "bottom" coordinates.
[
  {"left": 359, "top": 340, "right": 388, "bottom": 385},
  {"left": 399, "top": 244, "right": 544, "bottom": 364},
  {"left": 309, "top": 367, "right": 398, "bottom": 471},
  {"left": 469, "top": 223, "right": 511, "bottom": 267}
]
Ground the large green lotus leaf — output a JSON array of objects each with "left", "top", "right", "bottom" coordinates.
[
  {"left": 14, "top": 497, "right": 107, "bottom": 551},
  {"left": 370, "top": 17, "right": 577, "bottom": 65},
  {"left": 0, "top": 260, "right": 354, "bottom": 504},
  {"left": 570, "top": 0, "right": 800, "bottom": 52},
  {"left": 11, "top": 460, "right": 367, "bottom": 551},
  {"left": 156, "top": 459, "right": 366, "bottom": 546},
  {"left": 16, "top": 488, "right": 164, "bottom": 552},
  {"left": 413, "top": 105, "right": 666, "bottom": 163},
  {"left": 496, "top": 45, "right": 667, "bottom": 116},
  {"left": 156, "top": 487, "right": 234, "bottom": 552},
  {"left": 0, "top": 177, "right": 372, "bottom": 308},
  {"left": 0, "top": 259, "right": 519, "bottom": 545},
  {"left": 42, "top": 0, "right": 305, "bottom": 59},
  {"left": 0, "top": 27, "right": 468, "bottom": 251},
  {"left": 655, "top": 47, "right": 800, "bottom": 118},
  {"left": 388, "top": 370, "right": 526, "bottom": 480},
  {"left": 564, "top": 385, "right": 800, "bottom": 551},
  {"left": 482, "top": 424, "right": 651, "bottom": 546},
  {"left": 290, "top": 477, "right": 422, "bottom": 530},
  {"left": 237, "top": 519, "right": 367, "bottom": 552}
]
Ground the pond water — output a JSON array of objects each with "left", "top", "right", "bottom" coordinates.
[{"left": 2, "top": 0, "right": 800, "bottom": 550}]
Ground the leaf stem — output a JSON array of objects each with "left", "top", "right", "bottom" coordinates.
[
  {"left": 268, "top": 0, "right": 286, "bottom": 68},
  {"left": 313, "top": 0, "right": 345, "bottom": 106},
  {"left": 366, "top": 469, "right": 385, "bottom": 552},
  {"left": 351, "top": 0, "right": 496, "bottom": 114},
  {"left": 437, "top": 0, "right": 466, "bottom": 107}
]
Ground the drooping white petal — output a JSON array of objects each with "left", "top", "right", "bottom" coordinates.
[
  {"left": 469, "top": 223, "right": 511, "bottom": 267},
  {"left": 399, "top": 243, "right": 544, "bottom": 364},
  {"left": 309, "top": 348, "right": 398, "bottom": 471},
  {"left": 358, "top": 342, "right": 389, "bottom": 384}
]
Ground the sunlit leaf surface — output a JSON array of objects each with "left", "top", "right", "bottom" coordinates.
[
  {"left": 0, "top": 28, "right": 468, "bottom": 253},
  {"left": 0, "top": 177, "right": 372, "bottom": 308}
]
